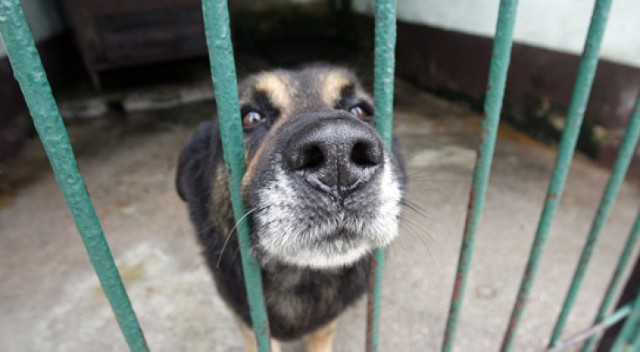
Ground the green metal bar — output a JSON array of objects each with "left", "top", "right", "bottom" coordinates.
[
  {"left": 372, "top": 0, "right": 396, "bottom": 147},
  {"left": 583, "top": 119, "right": 640, "bottom": 352},
  {"left": 441, "top": 1, "right": 519, "bottom": 351},
  {"left": 500, "top": 0, "right": 613, "bottom": 350},
  {"left": 633, "top": 337, "right": 640, "bottom": 351},
  {"left": 548, "top": 305, "right": 631, "bottom": 352},
  {"left": 366, "top": 1, "right": 397, "bottom": 351},
  {"left": 632, "top": 326, "right": 640, "bottom": 352},
  {"left": 584, "top": 235, "right": 640, "bottom": 352},
  {"left": 553, "top": 105, "right": 639, "bottom": 348},
  {"left": 550, "top": 5, "right": 624, "bottom": 347},
  {"left": 630, "top": 326, "right": 640, "bottom": 352},
  {"left": 0, "top": 1, "right": 148, "bottom": 351},
  {"left": 612, "top": 292, "right": 640, "bottom": 351},
  {"left": 634, "top": 330, "right": 640, "bottom": 351},
  {"left": 201, "top": 1, "right": 271, "bottom": 351}
]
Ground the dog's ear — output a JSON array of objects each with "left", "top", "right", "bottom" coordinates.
[{"left": 176, "top": 119, "right": 220, "bottom": 201}]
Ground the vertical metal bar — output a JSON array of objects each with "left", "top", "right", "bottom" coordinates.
[
  {"left": 612, "top": 292, "right": 640, "bottom": 351},
  {"left": 550, "top": 6, "right": 623, "bottom": 347},
  {"left": 0, "top": 1, "right": 148, "bottom": 351},
  {"left": 366, "top": 1, "right": 397, "bottom": 351},
  {"left": 633, "top": 333, "right": 640, "bottom": 352},
  {"left": 201, "top": 1, "right": 271, "bottom": 351},
  {"left": 548, "top": 305, "right": 631, "bottom": 352},
  {"left": 632, "top": 326, "right": 640, "bottom": 352},
  {"left": 553, "top": 108, "right": 639, "bottom": 348},
  {"left": 500, "top": 0, "right": 613, "bottom": 349},
  {"left": 584, "top": 233, "right": 640, "bottom": 352},
  {"left": 583, "top": 117, "right": 640, "bottom": 352},
  {"left": 441, "top": 1, "right": 519, "bottom": 351},
  {"left": 372, "top": 0, "right": 397, "bottom": 147}
]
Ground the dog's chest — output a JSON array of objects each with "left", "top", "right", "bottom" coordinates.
[
  {"left": 263, "top": 268, "right": 337, "bottom": 325},
  {"left": 260, "top": 262, "right": 368, "bottom": 334}
]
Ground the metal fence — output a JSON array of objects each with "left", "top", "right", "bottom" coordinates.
[{"left": 1, "top": 0, "right": 639, "bottom": 351}]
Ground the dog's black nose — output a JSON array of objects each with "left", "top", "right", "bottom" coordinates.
[{"left": 284, "top": 117, "right": 383, "bottom": 199}]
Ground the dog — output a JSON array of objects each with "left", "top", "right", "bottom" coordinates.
[{"left": 176, "top": 65, "right": 406, "bottom": 351}]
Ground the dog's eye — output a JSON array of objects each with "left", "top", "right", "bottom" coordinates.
[
  {"left": 242, "top": 111, "right": 265, "bottom": 127},
  {"left": 348, "top": 106, "right": 366, "bottom": 119}
]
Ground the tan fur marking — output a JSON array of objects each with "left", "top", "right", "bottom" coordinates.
[
  {"left": 306, "top": 319, "right": 338, "bottom": 352},
  {"left": 212, "top": 164, "right": 233, "bottom": 236},
  {"left": 240, "top": 72, "right": 296, "bottom": 189},
  {"left": 241, "top": 108, "right": 298, "bottom": 189},
  {"left": 234, "top": 314, "right": 282, "bottom": 352},
  {"left": 255, "top": 73, "right": 292, "bottom": 117},
  {"left": 321, "top": 71, "right": 351, "bottom": 108},
  {"left": 242, "top": 130, "right": 272, "bottom": 190}
]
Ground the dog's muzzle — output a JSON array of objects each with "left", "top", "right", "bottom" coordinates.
[{"left": 248, "top": 111, "right": 402, "bottom": 268}]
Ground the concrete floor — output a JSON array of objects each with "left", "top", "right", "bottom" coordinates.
[{"left": 1, "top": 78, "right": 639, "bottom": 352}]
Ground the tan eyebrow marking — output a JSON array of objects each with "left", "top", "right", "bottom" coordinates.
[
  {"left": 321, "top": 71, "right": 352, "bottom": 107},
  {"left": 240, "top": 73, "right": 294, "bottom": 189},
  {"left": 254, "top": 73, "right": 292, "bottom": 116}
]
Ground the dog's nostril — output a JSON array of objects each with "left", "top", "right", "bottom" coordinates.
[
  {"left": 351, "top": 141, "right": 381, "bottom": 167},
  {"left": 300, "top": 145, "right": 325, "bottom": 170}
]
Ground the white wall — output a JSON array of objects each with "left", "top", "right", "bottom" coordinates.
[
  {"left": 353, "top": 0, "right": 640, "bottom": 68},
  {"left": 0, "top": 0, "right": 66, "bottom": 59}
]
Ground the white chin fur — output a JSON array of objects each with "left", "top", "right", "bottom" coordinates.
[
  {"left": 255, "top": 154, "right": 402, "bottom": 269},
  {"left": 271, "top": 242, "right": 373, "bottom": 269}
]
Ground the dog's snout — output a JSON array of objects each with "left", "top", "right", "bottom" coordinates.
[{"left": 284, "top": 117, "right": 383, "bottom": 199}]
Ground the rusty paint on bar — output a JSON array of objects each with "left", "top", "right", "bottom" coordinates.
[
  {"left": 366, "top": 0, "right": 397, "bottom": 350},
  {"left": 548, "top": 2, "right": 621, "bottom": 345},
  {"left": 501, "top": 0, "right": 613, "bottom": 349},
  {"left": 366, "top": 255, "right": 381, "bottom": 352},
  {"left": 201, "top": 0, "right": 271, "bottom": 350},
  {"left": 442, "top": 0, "right": 519, "bottom": 350},
  {"left": 582, "top": 104, "right": 640, "bottom": 352}
]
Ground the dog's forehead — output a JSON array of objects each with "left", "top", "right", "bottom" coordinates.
[{"left": 239, "top": 67, "right": 361, "bottom": 112}]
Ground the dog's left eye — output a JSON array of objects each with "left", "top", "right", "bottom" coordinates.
[
  {"left": 242, "top": 111, "right": 265, "bottom": 127},
  {"left": 348, "top": 106, "right": 366, "bottom": 119}
]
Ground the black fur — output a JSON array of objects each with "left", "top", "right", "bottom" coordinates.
[{"left": 177, "top": 120, "right": 375, "bottom": 339}]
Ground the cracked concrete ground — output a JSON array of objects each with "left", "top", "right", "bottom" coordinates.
[{"left": 1, "top": 79, "right": 639, "bottom": 352}]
